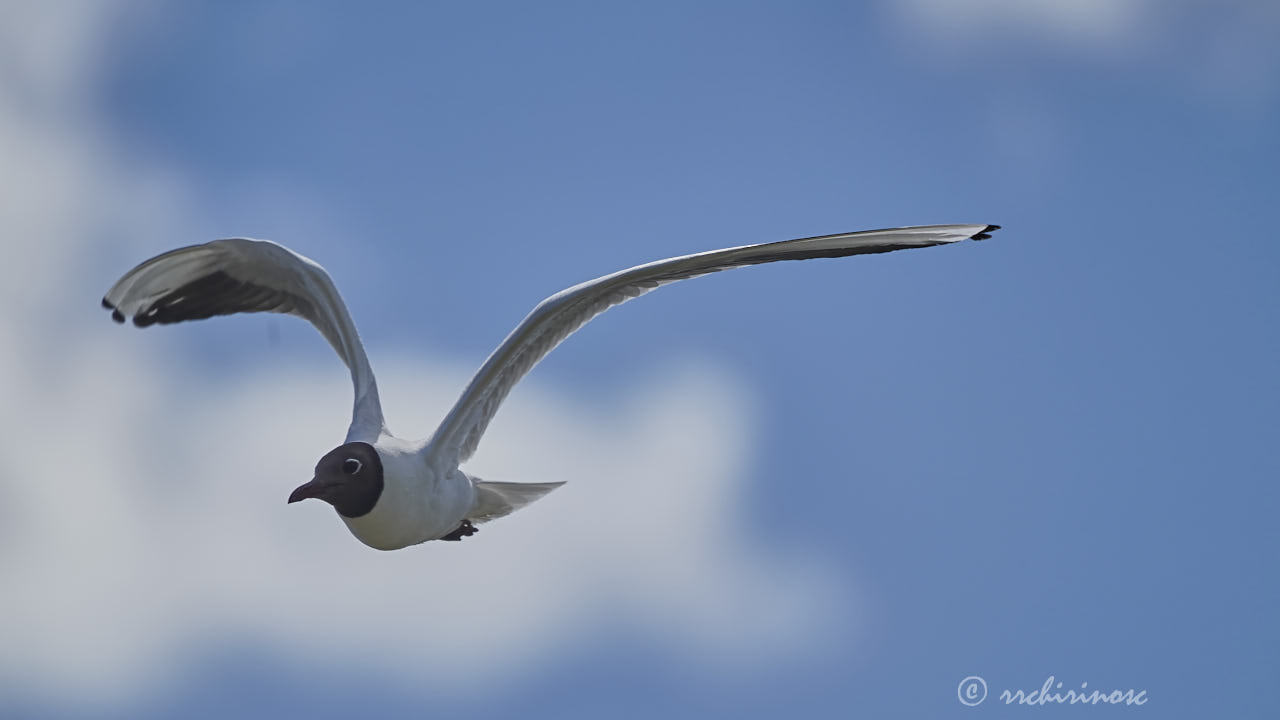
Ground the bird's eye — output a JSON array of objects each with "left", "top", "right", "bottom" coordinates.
[{"left": 343, "top": 458, "right": 362, "bottom": 475}]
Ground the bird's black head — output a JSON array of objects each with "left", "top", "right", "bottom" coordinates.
[{"left": 288, "top": 441, "right": 384, "bottom": 518}]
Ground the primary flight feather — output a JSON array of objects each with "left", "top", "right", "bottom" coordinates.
[{"left": 103, "top": 223, "right": 999, "bottom": 550}]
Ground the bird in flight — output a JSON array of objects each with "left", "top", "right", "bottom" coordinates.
[{"left": 102, "top": 224, "right": 999, "bottom": 550}]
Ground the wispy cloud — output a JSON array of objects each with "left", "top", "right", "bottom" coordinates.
[
  {"left": 895, "top": 0, "right": 1152, "bottom": 47},
  {"left": 888, "top": 0, "right": 1280, "bottom": 100},
  {"left": 0, "top": 0, "right": 846, "bottom": 709}
]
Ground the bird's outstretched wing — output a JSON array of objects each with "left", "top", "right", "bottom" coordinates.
[
  {"left": 428, "top": 223, "right": 999, "bottom": 465},
  {"left": 102, "top": 238, "right": 385, "bottom": 442}
]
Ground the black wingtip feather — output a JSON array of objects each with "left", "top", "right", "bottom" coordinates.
[
  {"left": 972, "top": 224, "right": 1001, "bottom": 241},
  {"left": 102, "top": 297, "right": 127, "bottom": 323}
]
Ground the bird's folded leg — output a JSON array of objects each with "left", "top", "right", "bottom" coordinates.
[{"left": 439, "top": 519, "right": 478, "bottom": 541}]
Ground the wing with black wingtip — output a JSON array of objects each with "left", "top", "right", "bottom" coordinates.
[
  {"left": 102, "top": 238, "right": 385, "bottom": 441},
  {"left": 428, "top": 224, "right": 1000, "bottom": 465}
]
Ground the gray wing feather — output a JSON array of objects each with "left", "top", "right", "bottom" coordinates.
[
  {"left": 429, "top": 224, "right": 999, "bottom": 464},
  {"left": 102, "top": 238, "right": 385, "bottom": 442}
]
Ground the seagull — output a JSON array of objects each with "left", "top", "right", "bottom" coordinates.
[{"left": 102, "top": 224, "right": 999, "bottom": 550}]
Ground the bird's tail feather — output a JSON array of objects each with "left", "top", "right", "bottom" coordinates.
[{"left": 468, "top": 479, "right": 565, "bottom": 524}]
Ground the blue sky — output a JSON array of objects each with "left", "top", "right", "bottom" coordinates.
[{"left": 1, "top": 1, "right": 1277, "bottom": 718}]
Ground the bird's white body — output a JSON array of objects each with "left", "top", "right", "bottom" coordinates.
[
  {"left": 103, "top": 223, "right": 999, "bottom": 549},
  {"left": 333, "top": 436, "right": 469, "bottom": 550}
]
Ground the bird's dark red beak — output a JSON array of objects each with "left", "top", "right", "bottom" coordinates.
[{"left": 288, "top": 478, "right": 326, "bottom": 504}]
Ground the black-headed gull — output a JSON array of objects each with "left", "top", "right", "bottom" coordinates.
[{"left": 102, "top": 224, "right": 999, "bottom": 549}]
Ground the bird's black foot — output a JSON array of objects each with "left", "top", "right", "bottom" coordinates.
[{"left": 439, "top": 520, "right": 478, "bottom": 541}]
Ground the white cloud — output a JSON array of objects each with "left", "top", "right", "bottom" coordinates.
[
  {"left": 0, "top": 0, "right": 847, "bottom": 709},
  {"left": 4, "top": 349, "right": 843, "bottom": 704},
  {"left": 889, "top": 0, "right": 1279, "bottom": 182},
  {"left": 895, "top": 0, "right": 1152, "bottom": 47},
  {"left": 890, "top": 0, "right": 1280, "bottom": 100}
]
